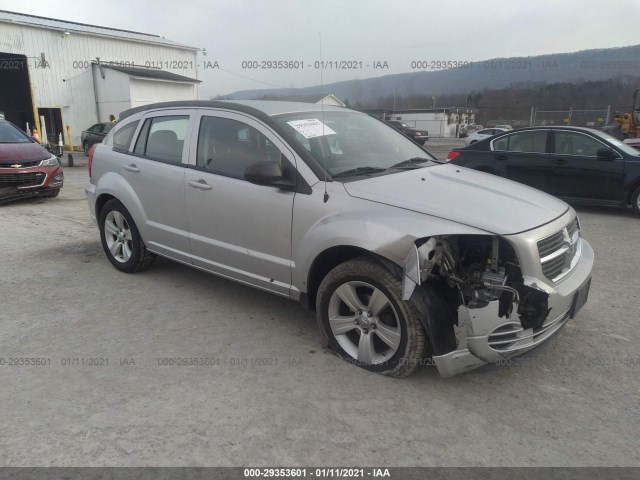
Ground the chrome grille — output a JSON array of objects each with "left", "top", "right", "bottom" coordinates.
[
  {"left": 487, "top": 310, "right": 571, "bottom": 353},
  {"left": 487, "top": 323, "right": 523, "bottom": 351},
  {"left": 0, "top": 160, "right": 41, "bottom": 168},
  {"left": 537, "top": 217, "right": 581, "bottom": 282},
  {"left": 0, "top": 172, "right": 46, "bottom": 187}
]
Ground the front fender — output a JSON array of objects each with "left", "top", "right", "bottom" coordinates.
[{"left": 291, "top": 184, "right": 489, "bottom": 292}]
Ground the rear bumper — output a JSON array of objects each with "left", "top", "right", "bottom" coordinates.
[
  {"left": 85, "top": 181, "right": 97, "bottom": 223},
  {"left": 433, "top": 239, "right": 594, "bottom": 377}
]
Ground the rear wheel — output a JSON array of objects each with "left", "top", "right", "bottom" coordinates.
[
  {"left": 99, "top": 199, "right": 156, "bottom": 273},
  {"left": 316, "top": 257, "right": 426, "bottom": 377},
  {"left": 631, "top": 186, "right": 640, "bottom": 216}
]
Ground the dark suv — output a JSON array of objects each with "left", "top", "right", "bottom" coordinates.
[
  {"left": 385, "top": 120, "right": 428, "bottom": 145},
  {"left": 81, "top": 122, "right": 114, "bottom": 155}
]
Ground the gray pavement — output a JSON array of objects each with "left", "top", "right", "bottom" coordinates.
[{"left": 0, "top": 156, "right": 639, "bottom": 466}]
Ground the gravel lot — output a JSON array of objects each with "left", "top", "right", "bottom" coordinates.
[{"left": 1, "top": 148, "right": 639, "bottom": 467}]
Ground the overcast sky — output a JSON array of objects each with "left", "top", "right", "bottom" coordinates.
[{"left": 5, "top": 0, "right": 640, "bottom": 98}]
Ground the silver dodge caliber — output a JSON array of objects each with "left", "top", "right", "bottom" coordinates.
[{"left": 86, "top": 101, "right": 594, "bottom": 377}]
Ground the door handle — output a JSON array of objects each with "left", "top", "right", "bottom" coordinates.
[
  {"left": 188, "top": 179, "right": 212, "bottom": 190},
  {"left": 123, "top": 164, "right": 140, "bottom": 172},
  {"left": 551, "top": 158, "right": 568, "bottom": 165},
  {"left": 495, "top": 154, "right": 508, "bottom": 161}
]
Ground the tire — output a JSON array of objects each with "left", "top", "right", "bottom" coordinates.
[
  {"left": 316, "top": 257, "right": 426, "bottom": 377},
  {"left": 98, "top": 199, "right": 156, "bottom": 273},
  {"left": 83, "top": 142, "right": 89, "bottom": 156},
  {"left": 631, "top": 186, "right": 640, "bottom": 216}
]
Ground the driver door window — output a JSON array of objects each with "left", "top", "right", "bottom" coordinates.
[
  {"left": 197, "top": 116, "right": 282, "bottom": 179},
  {"left": 553, "top": 131, "right": 602, "bottom": 157}
]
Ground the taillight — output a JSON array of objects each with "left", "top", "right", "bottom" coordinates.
[
  {"left": 446, "top": 151, "right": 460, "bottom": 162},
  {"left": 88, "top": 144, "right": 97, "bottom": 177}
]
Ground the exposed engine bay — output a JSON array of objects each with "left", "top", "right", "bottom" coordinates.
[{"left": 404, "top": 235, "right": 550, "bottom": 331}]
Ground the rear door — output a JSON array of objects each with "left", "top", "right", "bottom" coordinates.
[
  {"left": 184, "top": 110, "right": 296, "bottom": 296},
  {"left": 490, "top": 129, "right": 551, "bottom": 191},
  {"left": 120, "top": 109, "right": 195, "bottom": 262},
  {"left": 547, "top": 129, "right": 625, "bottom": 202}
]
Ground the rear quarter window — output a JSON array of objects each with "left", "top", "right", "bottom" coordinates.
[{"left": 112, "top": 121, "right": 139, "bottom": 152}]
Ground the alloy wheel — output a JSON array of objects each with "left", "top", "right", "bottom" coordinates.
[
  {"left": 327, "top": 281, "right": 402, "bottom": 365},
  {"left": 104, "top": 210, "right": 133, "bottom": 263}
]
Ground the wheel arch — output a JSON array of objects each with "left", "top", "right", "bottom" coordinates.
[
  {"left": 93, "top": 174, "right": 149, "bottom": 240},
  {"left": 625, "top": 178, "right": 640, "bottom": 206},
  {"left": 303, "top": 245, "right": 402, "bottom": 311}
]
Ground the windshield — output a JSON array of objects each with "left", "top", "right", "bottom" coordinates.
[
  {"left": 273, "top": 110, "right": 437, "bottom": 178},
  {"left": 593, "top": 129, "right": 640, "bottom": 157},
  {"left": 0, "top": 122, "right": 32, "bottom": 143}
]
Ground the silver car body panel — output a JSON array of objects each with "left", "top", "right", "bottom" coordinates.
[
  {"left": 86, "top": 100, "right": 594, "bottom": 377},
  {"left": 342, "top": 165, "right": 569, "bottom": 235}
]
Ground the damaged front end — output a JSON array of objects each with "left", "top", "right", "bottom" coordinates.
[{"left": 402, "top": 234, "right": 560, "bottom": 377}]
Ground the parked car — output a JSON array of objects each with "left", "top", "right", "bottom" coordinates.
[
  {"left": 86, "top": 101, "right": 593, "bottom": 378},
  {"left": 81, "top": 122, "right": 114, "bottom": 155},
  {"left": 385, "top": 120, "right": 429, "bottom": 145},
  {"left": 464, "top": 127, "right": 510, "bottom": 145},
  {"left": 494, "top": 124, "right": 513, "bottom": 130},
  {"left": 447, "top": 126, "right": 640, "bottom": 216},
  {"left": 0, "top": 119, "right": 64, "bottom": 204}
]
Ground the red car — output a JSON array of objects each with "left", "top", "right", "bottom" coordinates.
[{"left": 0, "top": 119, "right": 63, "bottom": 204}]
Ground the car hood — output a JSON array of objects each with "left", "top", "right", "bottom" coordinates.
[
  {"left": 342, "top": 164, "right": 568, "bottom": 235},
  {"left": 0, "top": 143, "right": 50, "bottom": 163}
]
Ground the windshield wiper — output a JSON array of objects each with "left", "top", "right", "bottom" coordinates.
[
  {"left": 332, "top": 166, "right": 387, "bottom": 178},
  {"left": 389, "top": 157, "right": 433, "bottom": 169}
]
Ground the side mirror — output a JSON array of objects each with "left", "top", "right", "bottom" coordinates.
[
  {"left": 244, "top": 161, "right": 294, "bottom": 189},
  {"left": 597, "top": 147, "right": 616, "bottom": 160}
]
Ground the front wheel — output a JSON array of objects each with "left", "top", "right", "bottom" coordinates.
[
  {"left": 99, "top": 199, "right": 156, "bottom": 273},
  {"left": 631, "top": 186, "right": 640, "bottom": 216},
  {"left": 316, "top": 257, "right": 426, "bottom": 377}
]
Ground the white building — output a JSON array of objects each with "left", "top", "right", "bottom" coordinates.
[
  {"left": 0, "top": 10, "right": 200, "bottom": 148},
  {"left": 366, "top": 107, "right": 477, "bottom": 138}
]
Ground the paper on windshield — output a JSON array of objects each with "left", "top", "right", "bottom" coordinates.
[{"left": 286, "top": 119, "right": 337, "bottom": 139}]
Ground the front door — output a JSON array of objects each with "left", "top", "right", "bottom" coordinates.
[
  {"left": 548, "top": 129, "right": 625, "bottom": 202},
  {"left": 184, "top": 110, "right": 296, "bottom": 296}
]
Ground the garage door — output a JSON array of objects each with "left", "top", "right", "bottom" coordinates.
[{"left": 129, "top": 78, "right": 197, "bottom": 107}]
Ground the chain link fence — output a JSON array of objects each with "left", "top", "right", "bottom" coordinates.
[{"left": 531, "top": 106, "right": 611, "bottom": 128}]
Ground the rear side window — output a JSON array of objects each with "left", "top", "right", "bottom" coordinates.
[
  {"left": 133, "top": 116, "right": 188, "bottom": 165},
  {"left": 112, "top": 121, "right": 139, "bottom": 152},
  {"left": 493, "top": 131, "right": 547, "bottom": 153}
]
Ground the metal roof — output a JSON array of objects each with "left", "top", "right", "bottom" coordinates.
[
  {"left": 100, "top": 64, "right": 201, "bottom": 83},
  {"left": 0, "top": 9, "right": 198, "bottom": 50}
]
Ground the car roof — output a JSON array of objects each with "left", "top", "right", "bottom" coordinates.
[
  {"left": 119, "top": 100, "right": 347, "bottom": 120},
  {"left": 494, "top": 126, "right": 603, "bottom": 133}
]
